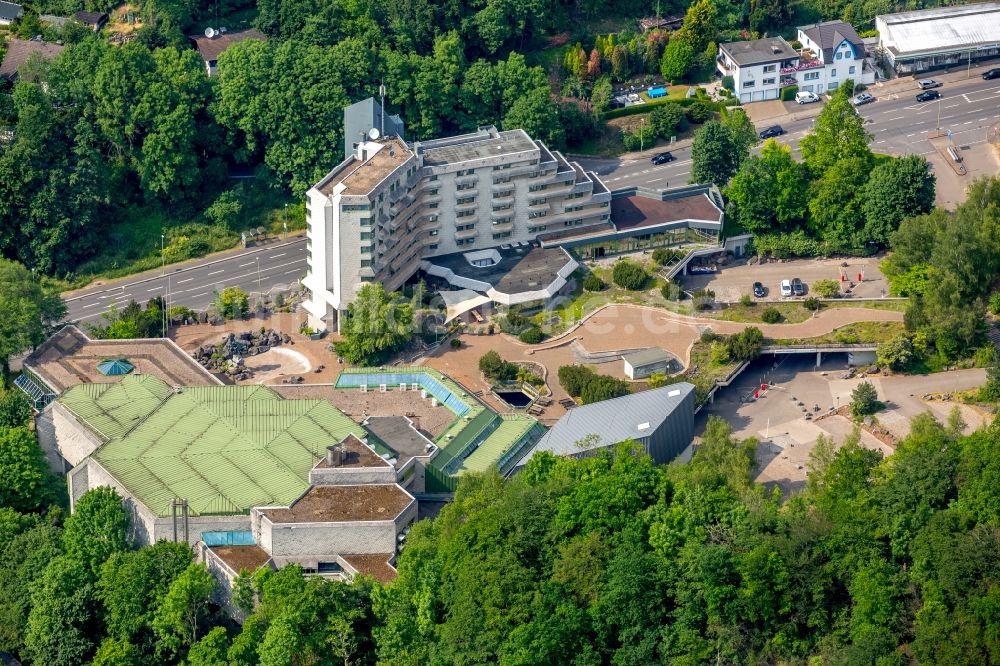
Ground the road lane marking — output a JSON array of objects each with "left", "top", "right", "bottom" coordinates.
[
  {"left": 944, "top": 103, "right": 959, "bottom": 109},
  {"left": 81, "top": 302, "right": 101, "bottom": 309},
  {"left": 177, "top": 278, "right": 194, "bottom": 284},
  {"left": 884, "top": 116, "right": 904, "bottom": 121},
  {"left": 207, "top": 269, "right": 225, "bottom": 276},
  {"left": 239, "top": 261, "right": 256, "bottom": 267},
  {"left": 147, "top": 286, "right": 162, "bottom": 292},
  {"left": 284, "top": 269, "right": 302, "bottom": 275},
  {"left": 190, "top": 292, "right": 210, "bottom": 298},
  {"left": 269, "top": 253, "right": 286, "bottom": 259},
  {"left": 875, "top": 140, "right": 886, "bottom": 144}
]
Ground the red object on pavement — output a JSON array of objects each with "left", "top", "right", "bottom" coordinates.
[
  {"left": 858, "top": 272, "right": 862, "bottom": 282},
  {"left": 754, "top": 390, "right": 759, "bottom": 399},
  {"left": 761, "top": 383, "right": 767, "bottom": 390},
  {"left": 841, "top": 274, "right": 846, "bottom": 282}
]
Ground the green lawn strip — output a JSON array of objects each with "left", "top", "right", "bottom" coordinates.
[
  {"left": 679, "top": 340, "right": 741, "bottom": 404},
  {"left": 708, "top": 298, "right": 907, "bottom": 324},
  {"left": 766, "top": 321, "right": 905, "bottom": 346}
]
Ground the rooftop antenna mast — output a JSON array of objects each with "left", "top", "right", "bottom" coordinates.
[{"left": 379, "top": 80, "right": 386, "bottom": 137}]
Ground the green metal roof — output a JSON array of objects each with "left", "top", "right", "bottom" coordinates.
[
  {"left": 456, "top": 415, "right": 541, "bottom": 475},
  {"left": 67, "top": 376, "right": 365, "bottom": 517},
  {"left": 58, "top": 375, "right": 173, "bottom": 440}
]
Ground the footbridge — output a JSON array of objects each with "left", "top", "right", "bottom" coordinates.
[{"left": 760, "top": 343, "right": 878, "bottom": 368}]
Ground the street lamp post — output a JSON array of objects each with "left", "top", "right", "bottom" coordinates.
[
  {"left": 161, "top": 234, "right": 166, "bottom": 335},
  {"left": 256, "top": 256, "right": 262, "bottom": 307},
  {"left": 283, "top": 203, "right": 288, "bottom": 239}
]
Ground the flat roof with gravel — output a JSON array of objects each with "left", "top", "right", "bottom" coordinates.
[
  {"left": 67, "top": 375, "right": 366, "bottom": 517},
  {"left": 260, "top": 484, "right": 413, "bottom": 523}
]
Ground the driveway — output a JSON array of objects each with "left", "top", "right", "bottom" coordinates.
[{"left": 680, "top": 256, "right": 889, "bottom": 302}]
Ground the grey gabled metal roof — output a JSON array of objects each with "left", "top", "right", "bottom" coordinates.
[
  {"left": 622, "top": 347, "right": 673, "bottom": 368},
  {"left": 528, "top": 382, "right": 695, "bottom": 457}
]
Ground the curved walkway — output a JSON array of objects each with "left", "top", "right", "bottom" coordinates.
[{"left": 421, "top": 303, "right": 903, "bottom": 423}]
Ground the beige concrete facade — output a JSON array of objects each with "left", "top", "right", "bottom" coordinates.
[{"left": 303, "top": 126, "right": 612, "bottom": 331}]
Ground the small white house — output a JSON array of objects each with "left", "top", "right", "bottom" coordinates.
[
  {"left": 794, "top": 21, "right": 875, "bottom": 94},
  {"left": 717, "top": 37, "right": 800, "bottom": 104}
]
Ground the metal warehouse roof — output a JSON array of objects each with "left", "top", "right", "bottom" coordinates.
[
  {"left": 877, "top": 2, "right": 1000, "bottom": 56},
  {"left": 529, "top": 383, "right": 696, "bottom": 456},
  {"left": 70, "top": 376, "right": 365, "bottom": 517}
]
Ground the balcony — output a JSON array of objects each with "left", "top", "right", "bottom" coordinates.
[
  {"left": 454, "top": 174, "right": 479, "bottom": 188},
  {"left": 717, "top": 56, "right": 733, "bottom": 74},
  {"left": 780, "top": 59, "right": 823, "bottom": 74},
  {"left": 454, "top": 227, "right": 478, "bottom": 240},
  {"left": 491, "top": 220, "right": 514, "bottom": 233},
  {"left": 455, "top": 199, "right": 479, "bottom": 212},
  {"left": 492, "top": 193, "right": 515, "bottom": 206}
]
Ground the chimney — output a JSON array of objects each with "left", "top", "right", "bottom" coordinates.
[
  {"left": 357, "top": 142, "right": 366, "bottom": 161},
  {"left": 326, "top": 445, "right": 344, "bottom": 467}
]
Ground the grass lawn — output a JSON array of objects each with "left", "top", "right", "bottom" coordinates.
[
  {"left": 767, "top": 320, "right": 905, "bottom": 346},
  {"left": 709, "top": 298, "right": 907, "bottom": 324},
  {"left": 639, "top": 85, "right": 691, "bottom": 102}
]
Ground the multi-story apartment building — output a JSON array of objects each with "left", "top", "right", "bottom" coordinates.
[
  {"left": 716, "top": 37, "right": 799, "bottom": 104},
  {"left": 302, "top": 126, "right": 612, "bottom": 331},
  {"left": 793, "top": 21, "right": 874, "bottom": 94}
]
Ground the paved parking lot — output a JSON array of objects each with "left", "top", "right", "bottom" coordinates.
[
  {"left": 680, "top": 256, "right": 888, "bottom": 302},
  {"left": 695, "top": 354, "right": 989, "bottom": 495}
]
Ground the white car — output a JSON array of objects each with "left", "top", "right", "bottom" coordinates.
[
  {"left": 795, "top": 91, "right": 820, "bottom": 104},
  {"left": 780, "top": 279, "right": 793, "bottom": 297}
]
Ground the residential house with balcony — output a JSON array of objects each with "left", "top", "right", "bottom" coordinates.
[
  {"left": 793, "top": 21, "right": 874, "bottom": 94},
  {"left": 717, "top": 37, "right": 799, "bottom": 104}
]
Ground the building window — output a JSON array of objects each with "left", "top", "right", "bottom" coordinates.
[
  {"left": 563, "top": 219, "right": 582, "bottom": 227},
  {"left": 492, "top": 231, "right": 512, "bottom": 240},
  {"left": 528, "top": 225, "right": 547, "bottom": 233},
  {"left": 743, "top": 80, "right": 755, "bottom": 89},
  {"left": 804, "top": 72, "right": 820, "bottom": 81},
  {"left": 428, "top": 243, "right": 438, "bottom": 250},
  {"left": 835, "top": 52, "right": 842, "bottom": 60},
  {"left": 528, "top": 211, "right": 547, "bottom": 218},
  {"left": 456, "top": 238, "right": 475, "bottom": 246},
  {"left": 359, "top": 217, "right": 371, "bottom": 226},
  {"left": 427, "top": 189, "right": 439, "bottom": 196},
  {"left": 456, "top": 169, "right": 474, "bottom": 177},
  {"left": 456, "top": 223, "right": 476, "bottom": 231},
  {"left": 427, "top": 202, "right": 438, "bottom": 209},
  {"left": 763, "top": 77, "right": 775, "bottom": 85},
  {"left": 457, "top": 210, "right": 476, "bottom": 218},
  {"left": 493, "top": 203, "right": 512, "bottom": 211},
  {"left": 360, "top": 259, "right": 371, "bottom": 267},
  {"left": 429, "top": 230, "right": 439, "bottom": 236},
  {"left": 492, "top": 217, "right": 512, "bottom": 225},
  {"left": 529, "top": 184, "right": 547, "bottom": 192},
  {"left": 457, "top": 183, "right": 476, "bottom": 191},
  {"left": 457, "top": 196, "right": 476, "bottom": 205},
  {"left": 529, "top": 198, "right": 547, "bottom": 207},
  {"left": 763, "top": 64, "right": 776, "bottom": 73},
  {"left": 360, "top": 231, "right": 372, "bottom": 240},
  {"left": 428, "top": 175, "right": 438, "bottom": 181},
  {"left": 831, "top": 68, "right": 837, "bottom": 77},
  {"left": 849, "top": 65, "right": 856, "bottom": 74},
  {"left": 341, "top": 204, "right": 370, "bottom": 212}
]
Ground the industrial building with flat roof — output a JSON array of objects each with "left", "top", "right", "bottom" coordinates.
[{"left": 876, "top": 3, "right": 1000, "bottom": 73}]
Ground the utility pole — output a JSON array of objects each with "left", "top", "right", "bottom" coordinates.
[
  {"left": 379, "top": 81, "right": 386, "bottom": 136},
  {"left": 640, "top": 117, "right": 645, "bottom": 152},
  {"left": 937, "top": 97, "right": 942, "bottom": 130},
  {"left": 161, "top": 234, "right": 166, "bottom": 335},
  {"left": 256, "top": 256, "right": 262, "bottom": 307}
]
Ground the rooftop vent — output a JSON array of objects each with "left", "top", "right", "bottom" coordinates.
[
  {"left": 326, "top": 445, "right": 345, "bottom": 467},
  {"left": 771, "top": 42, "right": 784, "bottom": 54},
  {"left": 638, "top": 422, "right": 650, "bottom": 431}
]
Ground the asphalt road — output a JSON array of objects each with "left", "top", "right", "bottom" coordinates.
[
  {"left": 64, "top": 237, "right": 308, "bottom": 323},
  {"left": 63, "top": 75, "right": 1000, "bottom": 323},
  {"left": 576, "top": 74, "right": 1000, "bottom": 189}
]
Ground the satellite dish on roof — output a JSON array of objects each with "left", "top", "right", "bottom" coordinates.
[
  {"left": 368, "top": 127, "right": 380, "bottom": 140},
  {"left": 204, "top": 27, "right": 215, "bottom": 38},
  {"left": 219, "top": 26, "right": 227, "bottom": 34}
]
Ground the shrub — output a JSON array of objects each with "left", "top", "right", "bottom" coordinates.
[
  {"left": 813, "top": 279, "right": 841, "bottom": 298},
  {"left": 583, "top": 273, "right": 604, "bottom": 292},
  {"left": 686, "top": 99, "right": 713, "bottom": 123},
  {"left": 710, "top": 341, "right": 730, "bottom": 365},
  {"left": 580, "top": 374, "right": 630, "bottom": 404},
  {"left": 761, "top": 307, "right": 782, "bottom": 323},
  {"left": 651, "top": 247, "right": 679, "bottom": 266},
  {"left": 876, "top": 334, "right": 915, "bottom": 371},
  {"left": 691, "top": 288, "right": 715, "bottom": 311},
  {"left": 647, "top": 372, "right": 667, "bottom": 388},
  {"left": 558, "top": 365, "right": 598, "bottom": 397},
  {"left": 850, "top": 380, "right": 882, "bottom": 417},
  {"left": 780, "top": 85, "right": 798, "bottom": 102},
  {"left": 480, "top": 351, "right": 517, "bottom": 381},
  {"left": 622, "top": 123, "right": 655, "bottom": 151},
  {"left": 722, "top": 75, "right": 734, "bottom": 92},
  {"left": 518, "top": 327, "right": 544, "bottom": 344},
  {"left": 700, "top": 328, "right": 717, "bottom": 344},
  {"left": 739, "top": 294, "right": 753, "bottom": 307},
  {"left": 661, "top": 280, "right": 684, "bottom": 300},
  {"left": 499, "top": 311, "right": 531, "bottom": 335},
  {"left": 450, "top": 338, "right": 462, "bottom": 348},
  {"left": 803, "top": 297, "right": 821, "bottom": 311},
  {"left": 725, "top": 327, "right": 764, "bottom": 362},
  {"left": 989, "top": 292, "right": 1000, "bottom": 315},
  {"left": 612, "top": 260, "right": 649, "bottom": 290},
  {"left": 212, "top": 287, "right": 249, "bottom": 320}
]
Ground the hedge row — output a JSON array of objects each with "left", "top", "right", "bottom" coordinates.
[{"left": 600, "top": 95, "right": 729, "bottom": 121}]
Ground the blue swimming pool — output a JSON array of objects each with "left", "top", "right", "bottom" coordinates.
[{"left": 648, "top": 86, "right": 667, "bottom": 98}]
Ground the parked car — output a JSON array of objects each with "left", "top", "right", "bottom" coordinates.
[
  {"left": 792, "top": 277, "right": 805, "bottom": 296},
  {"left": 795, "top": 91, "right": 820, "bottom": 104},
  {"left": 780, "top": 279, "right": 793, "bottom": 297},
  {"left": 651, "top": 151, "right": 675, "bottom": 164},
  {"left": 753, "top": 281, "right": 766, "bottom": 298},
  {"left": 918, "top": 79, "right": 942, "bottom": 89},
  {"left": 759, "top": 125, "right": 785, "bottom": 140},
  {"left": 983, "top": 68, "right": 1000, "bottom": 80},
  {"left": 916, "top": 90, "right": 942, "bottom": 102},
  {"left": 853, "top": 92, "right": 875, "bottom": 106}
]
